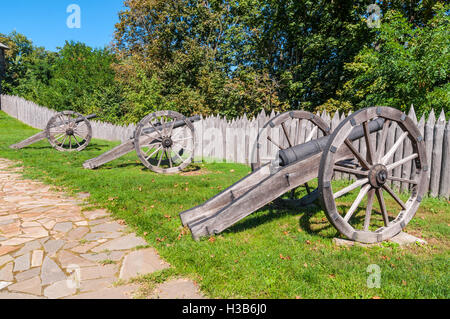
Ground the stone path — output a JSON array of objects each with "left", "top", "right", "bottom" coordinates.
[{"left": 0, "top": 158, "right": 204, "bottom": 299}]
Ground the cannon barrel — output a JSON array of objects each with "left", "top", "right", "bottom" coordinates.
[
  {"left": 278, "top": 118, "right": 385, "bottom": 166},
  {"left": 141, "top": 115, "right": 201, "bottom": 135}
]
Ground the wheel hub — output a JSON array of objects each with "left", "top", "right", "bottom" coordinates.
[
  {"left": 161, "top": 136, "right": 173, "bottom": 148},
  {"left": 66, "top": 128, "right": 74, "bottom": 136},
  {"left": 369, "top": 164, "right": 388, "bottom": 188}
]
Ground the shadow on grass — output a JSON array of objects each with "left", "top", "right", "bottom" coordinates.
[{"left": 224, "top": 199, "right": 339, "bottom": 238}]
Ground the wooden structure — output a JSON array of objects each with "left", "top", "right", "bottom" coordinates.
[
  {"left": 83, "top": 111, "right": 200, "bottom": 174},
  {"left": 0, "top": 42, "right": 9, "bottom": 108},
  {"left": 1, "top": 95, "right": 448, "bottom": 199},
  {"left": 180, "top": 107, "right": 428, "bottom": 243},
  {"left": 10, "top": 111, "right": 97, "bottom": 152}
]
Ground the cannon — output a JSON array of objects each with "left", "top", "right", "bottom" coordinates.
[
  {"left": 180, "top": 106, "right": 428, "bottom": 244},
  {"left": 10, "top": 111, "right": 97, "bottom": 152},
  {"left": 83, "top": 110, "right": 201, "bottom": 174}
]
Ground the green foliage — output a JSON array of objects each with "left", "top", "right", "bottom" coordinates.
[
  {"left": 327, "top": 4, "right": 449, "bottom": 118},
  {"left": 1, "top": 1, "right": 448, "bottom": 122}
]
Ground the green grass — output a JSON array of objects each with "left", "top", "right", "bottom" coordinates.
[{"left": 0, "top": 111, "right": 449, "bottom": 299}]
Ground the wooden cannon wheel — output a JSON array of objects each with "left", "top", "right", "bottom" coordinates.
[
  {"left": 134, "top": 110, "right": 195, "bottom": 174},
  {"left": 45, "top": 111, "right": 93, "bottom": 152},
  {"left": 318, "top": 107, "right": 428, "bottom": 243},
  {"left": 252, "top": 110, "right": 331, "bottom": 204}
]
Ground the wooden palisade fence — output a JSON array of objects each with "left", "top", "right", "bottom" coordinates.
[{"left": 1, "top": 94, "right": 448, "bottom": 199}]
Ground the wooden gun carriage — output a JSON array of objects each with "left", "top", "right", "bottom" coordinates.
[
  {"left": 83, "top": 111, "right": 200, "bottom": 174},
  {"left": 10, "top": 111, "right": 97, "bottom": 152},
  {"left": 180, "top": 107, "right": 428, "bottom": 244}
]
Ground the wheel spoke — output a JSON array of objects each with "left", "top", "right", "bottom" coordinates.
[
  {"left": 381, "top": 131, "right": 408, "bottom": 165},
  {"left": 168, "top": 118, "right": 176, "bottom": 137},
  {"left": 157, "top": 150, "right": 164, "bottom": 167},
  {"left": 375, "top": 188, "right": 390, "bottom": 226},
  {"left": 344, "top": 140, "right": 371, "bottom": 170},
  {"left": 143, "top": 143, "right": 161, "bottom": 156},
  {"left": 165, "top": 149, "right": 173, "bottom": 168},
  {"left": 281, "top": 122, "right": 293, "bottom": 148},
  {"left": 344, "top": 184, "right": 371, "bottom": 222},
  {"left": 376, "top": 120, "right": 391, "bottom": 163},
  {"left": 333, "top": 165, "right": 369, "bottom": 177},
  {"left": 161, "top": 117, "right": 167, "bottom": 136},
  {"left": 334, "top": 178, "right": 369, "bottom": 199},
  {"left": 173, "top": 138, "right": 194, "bottom": 146},
  {"left": 60, "top": 135, "right": 68, "bottom": 147},
  {"left": 171, "top": 129, "right": 185, "bottom": 140},
  {"left": 173, "top": 147, "right": 186, "bottom": 163},
  {"left": 387, "top": 175, "right": 418, "bottom": 185},
  {"left": 53, "top": 133, "right": 66, "bottom": 141},
  {"left": 267, "top": 136, "right": 285, "bottom": 150},
  {"left": 73, "top": 135, "right": 82, "bottom": 148},
  {"left": 363, "top": 189, "right": 375, "bottom": 231},
  {"left": 146, "top": 146, "right": 162, "bottom": 161},
  {"left": 382, "top": 184, "right": 407, "bottom": 210},
  {"left": 386, "top": 153, "right": 418, "bottom": 171},
  {"left": 149, "top": 120, "right": 164, "bottom": 138},
  {"left": 363, "top": 121, "right": 375, "bottom": 165}
]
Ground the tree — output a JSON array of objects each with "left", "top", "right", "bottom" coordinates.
[{"left": 325, "top": 3, "right": 449, "bottom": 118}]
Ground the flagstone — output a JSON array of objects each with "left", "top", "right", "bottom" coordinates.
[
  {"left": 66, "top": 227, "right": 89, "bottom": 241},
  {"left": 14, "top": 252, "right": 31, "bottom": 272},
  {"left": 41, "top": 257, "right": 66, "bottom": 286},
  {"left": 42, "top": 220, "right": 57, "bottom": 230},
  {"left": 81, "top": 251, "right": 125, "bottom": 263},
  {"left": 57, "top": 250, "right": 96, "bottom": 269},
  {"left": 15, "top": 267, "right": 40, "bottom": 282},
  {"left": 70, "top": 242, "right": 99, "bottom": 254},
  {"left": 22, "top": 222, "right": 41, "bottom": 227},
  {"left": 88, "top": 218, "right": 111, "bottom": 226},
  {"left": 31, "top": 250, "right": 44, "bottom": 267},
  {"left": 0, "top": 222, "right": 21, "bottom": 237},
  {"left": 83, "top": 210, "right": 110, "bottom": 220},
  {"left": 79, "top": 277, "right": 115, "bottom": 293},
  {"left": 119, "top": 248, "right": 170, "bottom": 281},
  {"left": 0, "top": 246, "right": 19, "bottom": 257},
  {"left": 1, "top": 237, "right": 34, "bottom": 246},
  {"left": 0, "top": 158, "right": 194, "bottom": 300},
  {"left": 91, "top": 222, "right": 124, "bottom": 233},
  {"left": 62, "top": 241, "right": 78, "bottom": 250},
  {"left": 66, "top": 284, "right": 139, "bottom": 299},
  {"left": 0, "top": 263, "right": 13, "bottom": 281},
  {"left": 44, "top": 280, "right": 77, "bottom": 299},
  {"left": 0, "top": 292, "right": 43, "bottom": 299},
  {"left": 80, "top": 264, "right": 118, "bottom": 281},
  {"left": 92, "top": 234, "right": 148, "bottom": 253},
  {"left": 0, "top": 219, "right": 16, "bottom": 226},
  {"left": 75, "top": 221, "right": 88, "bottom": 226},
  {"left": 43, "top": 239, "right": 65, "bottom": 255},
  {"left": 8, "top": 277, "right": 41, "bottom": 296},
  {"left": 21, "top": 226, "right": 48, "bottom": 238},
  {"left": 0, "top": 255, "right": 13, "bottom": 267},
  {"left": 0, "top": 281, "right": 12, "bottom": 290},
  {"left": 13, "top": 239, "right": 41, "bottom": 257},
  {"left": 53, "top": 222, "right": 73, "bottom": 233}
]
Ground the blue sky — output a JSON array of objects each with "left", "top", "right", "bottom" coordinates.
[{"left": 0, "top": 0, "right": 125, "bottom": 51}]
